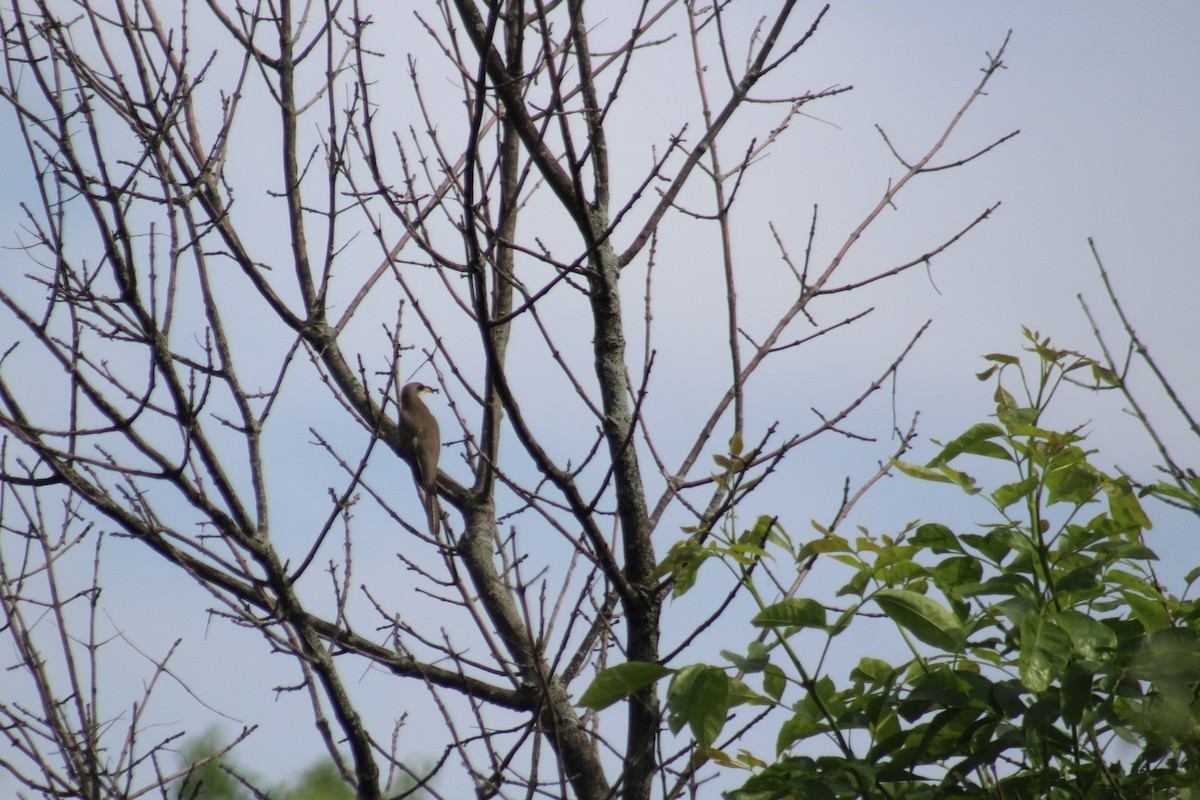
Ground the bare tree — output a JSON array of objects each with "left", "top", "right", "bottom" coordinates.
[{"left": 0, "top": 2, "right": 1013, "bottom": 798}]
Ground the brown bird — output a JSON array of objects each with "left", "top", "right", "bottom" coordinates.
[{"left": 398, "top": 381, "right": 441, "bottom": 535}]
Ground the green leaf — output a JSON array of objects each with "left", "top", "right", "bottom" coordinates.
[
  {"left": 911, "top": 523, "right": 961, "bottom": 554},
  {"left": 1045, "top": 462, "right": 1101, "bottom": 505},
  {"left": 1148, "top": 480, "right": 1200, "bottom": 510},
  {"left": 891, "top": 459, "right": 953, "bottom": 484},
  {"left": 1054, "top": 610, "right": 1117, "bottom": 660},
  {"left": 1091, "top": 363, "right": 1121, "bottom": 386},
  {"left": 722, "top": 641, "right": 770, "bottom": 673},
  {"left": 728, "top": 677, "right": 771, "bottom": 708},
  {"left": 960, "top": 531, "right": 1012, "bottom": 563},
  {"left": 1018, "top": 614, "right": 1071, "bottom": 692},
  {"left": 668, "top": 665, "right": 731, "bottom": 750},
  {"left": 775, "top": 714, "right": 828, "bottom": 754},
  {"left": 838, "top": 568, "right": 871, "bottom": 598},
  {"left": 931, "top": 555, "right": 983, "bottom": 590},
  {"left": 1123, "top": 590, "right": 1171, "bottom": 633},
  {"left": 1060, "top": 661, "right": 1092, "bottom": 727},
  {"left": 927, "top": 423, "right": 1011, "bottom": 466},
  {"left": 937, "top": 463, "right": 980, "bottom": 494},
  {"left": 1103, "top": 477, "right": 1153, "bottom": 531},
  {"left": 752, "top": 598, "right": 826, "bottom": 630},
  {"left": 655, "top": 538, "right": 712, "bottom": 598},
  {"left": 829, "top": 606, "right": 856, "bottom": 636},
  {"left": 1129, "top": 627, "right": 1200, "bottom": 687},
  {"left": 579, "top": 662, "right": 672, "bottom": 710},
  {"left": 984, "top": 353, "right": 1021, "bottom": 365},
  {"left": 763, "top": 664, "right": 787, "bottom": 701},
  {"left": 958, "top": 573, "right": 1036, "bottom": 601},
  {"left": 1091, "top": 541, "right": 1158, "bottom": 561},
  {"left": 1053, "top": 564, "right": 1101, "bottom": 597},
  {"left": 799, "top": 534, "right": 854, "bottom": 558},
  {"left": 996, "top": 406, "right": 1040, "bottom": 433},
  {"left": 995, "top": 385, "right": 1018, "bottom": 411},
  {"left": 874, "top": 589, "right": 964, "bottom": 652},
  {"left": 992, "top": 475, "right": 1038, "bottom": 510},
  {"left": 729, "top": 431, "right": 744, "bottom": 457},
  {"left": 850, "top": 657, "right": 895, "bottom": 685}
]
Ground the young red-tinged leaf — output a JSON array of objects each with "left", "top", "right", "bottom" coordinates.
[
  {"left": 984, "top": 353, "right": 1021, "bottom": 365},
  {"left": 873, "top": 589, "right": 964, "bottom": 652},
  {"left": 994, "top": 385, "right": 1018, "bottom": 411},
  {"left": 578, "top": 662, "right": 671, "bottom": 710},
  {"left": 1091, "top": 363, "right": 1121, "bottom": 386}
]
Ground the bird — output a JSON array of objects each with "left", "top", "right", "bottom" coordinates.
[{"left": 397, "top": 381, "right": 441, "bottom": 535}]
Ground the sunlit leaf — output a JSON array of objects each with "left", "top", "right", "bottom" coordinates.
[
  {"left": 1123, "top": 590, "right": 1171, "bottom": 633},
  {"left": 890, "top": 459, "right": 953, "bottom": 484},
  {"left": 1019, "top": 614, "right": 1071, "bottom": 692},
  {"left": 874, "top": 589, "right": 964, "bottom": 652}
]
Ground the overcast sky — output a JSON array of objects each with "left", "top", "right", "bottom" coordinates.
[{"left": 1, "top": 2, "right": 1197, "bottom": 793}]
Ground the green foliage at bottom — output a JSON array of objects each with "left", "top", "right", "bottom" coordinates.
[
  {"left": 173, "top": 727, "right": 428, "bottom": 799},
  {"left": 590, "top": 331, "right": 1200, "bottom": 799}
]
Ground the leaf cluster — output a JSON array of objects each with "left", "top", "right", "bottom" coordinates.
[{"left": 584, "top": 333, "right": 1200, "bottom": 798}]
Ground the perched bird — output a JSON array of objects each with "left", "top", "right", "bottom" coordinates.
[{"left": 398, "top": 382, "right": 441, "bottom": 535}]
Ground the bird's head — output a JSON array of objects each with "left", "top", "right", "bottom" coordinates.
[{"left": 401, "top": 381, "right": 439, "bottom": 405}]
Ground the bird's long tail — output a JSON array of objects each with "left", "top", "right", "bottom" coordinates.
[{"left": 423, "top": 485, "right": 441, "bottom": 537}]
